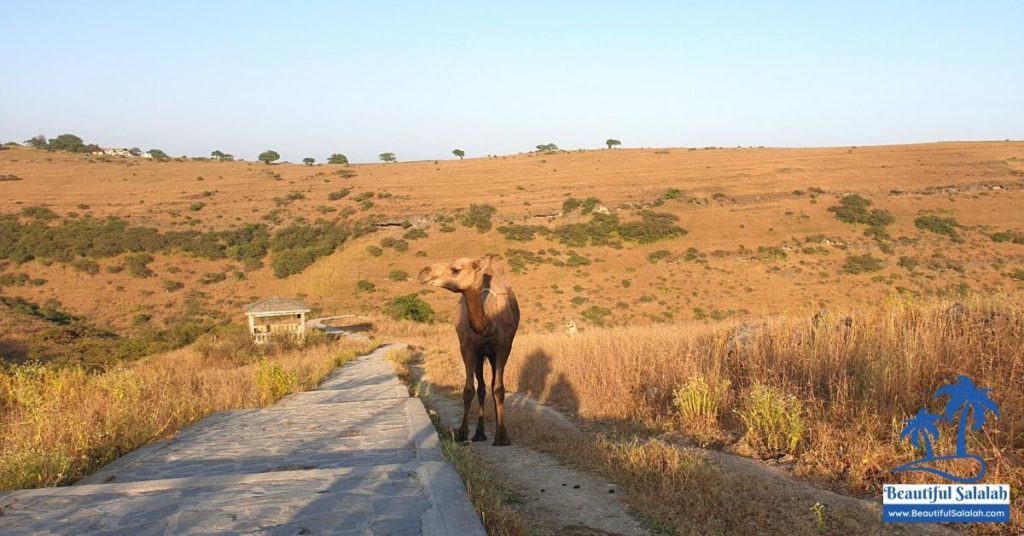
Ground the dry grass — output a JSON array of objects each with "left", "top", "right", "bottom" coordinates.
[
  {"left": 379, "top": 293, "right": 1023, "bottom": 534},
  {"left": 0, "top": 337, "right": 375, "bottom": 491}
]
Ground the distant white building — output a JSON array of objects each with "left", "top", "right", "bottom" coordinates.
[{"left": 91, "top": 147, "right": 134, "bottom": 157}]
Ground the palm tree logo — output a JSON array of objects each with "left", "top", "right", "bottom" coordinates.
[{"left": 894, "top": 375, "right": 1000, "bottom": 483}]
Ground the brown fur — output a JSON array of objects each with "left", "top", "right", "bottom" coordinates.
[{"left": 418, "top": 255, "right": 521, "bottom": 445}]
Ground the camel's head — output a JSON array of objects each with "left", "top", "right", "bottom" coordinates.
[{"left": 417, "top": 256, "right": 491, "bottom": 293}]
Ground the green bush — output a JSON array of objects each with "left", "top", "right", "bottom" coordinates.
[
  {"left": 161, "top": 280, "right": 184, "bottom": 292},
  {"left": 828, "top": 194, "right": 894, "bottom": 226},
  {"left": 496, "top": 224, "right": 548, "bottom": 242},
  {"left": 562, "top": 197, "right": 582, "bottom": 214},
  {"left": 580, "top": 305, "right": 612, "bottom": 326},
  {"left": 386, "top": 294, "right": 435, "bottom": 323},
  {"left": 328, "top": 188, "right": 352, "bottom": 201},
  {"left": 459, "top": 204, "right": 496, "bottom": 232},
  {"left": 366, "top": 245, "right": 383, "bottom": 257},
  {"left": 20, "top": 206, "right": 57, "bottom": 221},
  {"left": 124, "top": 253, "right": 155, "bottom": 278},
  {"left": 738, "top": 384, "right": 805, "bottom": 458},
  {"left": 381, "top": 237, "right": 409, "bottom": 252},
  {"left": 189, "top": 202, "right": 205, "bottom": 211},
  {"left": 69, "top": 258, "right": 100, "bottom": 275},
  {"left": 648, "top": 250, "right": 672, "bottom": 263},
  {"left": 255, "top": 359, "right": 297, "bottom": 405},
  {"left": 673, "top": 376, "right": 731, "bottom": 429},
  {"left": 914, "top": 215, "right": 961, "bottom": 242},
  {"left": 618, "top": 211, "right": 687, "bottom": 244},
  {"left": 565, "top": 251, "right": 591, "bottom": 267},
  {"left": 269, "top": 220, "right": 351, "bottom": 278},
  {"left": 843, "top": 254, "right": 885, "bottom": 274},
  {"left": 388, "top": 270, "right": 409, "bottom": 281},
  {"left": 356, "top": 280, "right": 376, "bottom": 293},
  {"left": 990, "top": 230, "right": 1024, "bottom": 244},
  {"left": 403, "top": 228, "right": 428, "bottom": 240}
]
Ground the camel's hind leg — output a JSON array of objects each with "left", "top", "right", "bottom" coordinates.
[
  {"left": 491, "top": 348, "right": 511, "bottom": 446},
  {"left": 472, "top": 356, "right": 487, "bottom": 441}
]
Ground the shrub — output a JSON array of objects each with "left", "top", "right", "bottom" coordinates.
[
  {"left": 255, "top": 358, "right": 297, "bottom": 405},
  {"left": 580, "top": 197, "right": 601, "bottom": 215},
  {"left": 673, "top": 376, "right": 731, "bottom": 430},
  {"left": 618, "top": 211, "right": 687, "bottom": 244},
  {"left": 737, "top": 384, "right": 805, "bottom": 458},
  {"left": 189, "top": 202, "right": 205, "bottom": 211},
  {"left": 386, "top": 294, "right": 435, "bottom": 323},
  {"left": 403, "top": 228, "right": 428, "bottom": 240},
  {"left": 124, "top": 253, "right": 155, "bottom": 278},
  {"left": 20, "top": 206, "right": 57, "bottom": 221},
  {"left": 69, "top": 258, "right": 100, "bottom": 275},
  {"left": 459, "top": 204, "right": 497, "bottom": 232},
  {"left": 842, "top": 254, "right": 884, "bottom": 274},
  {"left": 381, "top": 237, "right": 409, "bottom": 252},
  {"left": 388, "top": 270, "right": 409, "bottom": 281},
  {"left": 356, "top": 280, "right": 376, "bottom": 293},
  {"left": 565, "top": 251, "right": 591, "bottom": 267},
  {"left": 0, "top": 175, "right": 22, "bottom": 182},
  {"left": 828, "top": 194, "right": 894, "bottom": 226},
  {"left": 562, "top": 197, "right": 582, "bottom": 214},
  {"left": 269, "top": 220, "right": 351, "bottom": 278},
  {"left": 914, "top": 215, "right": 961, "bottom": 242},
  {"left": 161, "top": 280, "right": 184, "bottom": 292},
  {"left": 648, "top": 250, "right": 672, "bottom": 263},
  {"left": 366, "top": 245, "right": 383, "bottom": 257},
  {"left": 328, "top": 188, "right": 352, "bottom": 201},
  {"left": 580, "top": 305, "right": 611, "bottom": 326},
  {"left": 497, "top": 224, "right": 548, "bottom": 242},
  {"left": 990, "top": 230, "right": 1024, "bottom": 244},
  {"left": 897, "top": 256, "right": 919, "bottom": 271}
]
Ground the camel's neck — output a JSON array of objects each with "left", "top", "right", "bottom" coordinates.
[{"left": 462, "top": 287, "right": 491, "bottom": 335}]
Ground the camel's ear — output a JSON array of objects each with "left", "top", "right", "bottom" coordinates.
[{"left": 471, "top": 259, "right": 481, "bottom": 271}]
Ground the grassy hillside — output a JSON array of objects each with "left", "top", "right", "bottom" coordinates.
[{"left": 2, "top": 142, "right": 1022, "bottom": 342}]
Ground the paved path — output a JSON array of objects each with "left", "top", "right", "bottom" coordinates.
[{"left": 0, "top": 344, "right": 485, "bottom": 536}]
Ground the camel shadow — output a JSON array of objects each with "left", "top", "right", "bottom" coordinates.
[{"left": 516, "top": 349, "right": 579, "bottom": 416}]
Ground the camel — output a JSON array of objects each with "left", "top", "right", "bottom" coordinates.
[{"left": 418, "top": 255, "right": 520, "bottom": 445}]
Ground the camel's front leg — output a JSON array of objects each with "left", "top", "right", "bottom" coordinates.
[
  {"left": 472, "top": 356, "right": 487, "bottom": 441},
  {"left": 456, "top": 347, "right": 475, "bottom": 442},
  {"left": 492, "top": 348, "right": 512, "bottom": 446}
]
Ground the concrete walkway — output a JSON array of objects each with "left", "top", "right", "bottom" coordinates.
[{"left": 0, "top": 344, "right": 486, "bottom": 536}]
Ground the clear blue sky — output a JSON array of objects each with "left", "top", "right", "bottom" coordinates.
[{"left": 2, "top": 1, "right": 1022, "bottom": 163}]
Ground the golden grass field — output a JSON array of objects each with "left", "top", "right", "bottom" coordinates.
[{"left": 2, "top": 142, "right": 1023, "bottom": 533}]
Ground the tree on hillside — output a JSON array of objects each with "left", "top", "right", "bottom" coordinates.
[
  {"left": 452, "top": 149, "right": 465, "bottom": 160},
  {"left": 25, "top": 135, "right": 49, "bottom": 150},
  {"left": 379, "top": 152, "right": 396, "bottom": 164},
  {"left": 48, "top": 134, "right": 85, "bottom": 152},
  {"left": 147, "top": 149, "right": 169, "bottom": 160},
  {"left": 536, "top": 143, "right": 559, "bottom": 153},
  {"left": 606, "top": 139, "right": 621, "bottom": 149},
  {"left": 128, "top": 147, "right": 142, "bottom": 157},
  {"left": 327, "top": 153, "right": 349, "bottom": 165},
  {"left": 82, "top": 144, "right": 101, "bottom": 153},
  {"left": 211, "top": 150, "right": 225, "bottom": 159},
  {"left": 258, "top": 150, "right": 280, "bottom": 165},
  {"left": 303, "top": 157, "right": 315, "bottom": 166}
]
